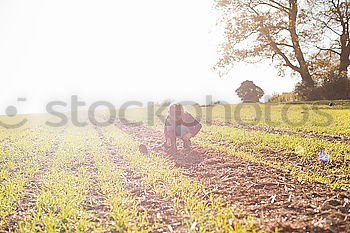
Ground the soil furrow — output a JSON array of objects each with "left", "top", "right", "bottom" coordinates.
[
  {"left": 114, "top": 119, "right": 350, "bottom": 233},
  {"left": 208, "top": 120, "right": 350, "bottom": 144},
  {"left": 3, "top": 126, "right": 66, "bottom": 231},
  {"left": 94, "top": 125, "right": 184, "bottom": 232},
  {"left": 202, "top": 135, "right": 350, "bottom": 187},
  {"left": 80, "top": 148, "right": 111, "bottom": 230},
  {"left": 0, "top": 127, "right": 31, "bottom": 145}
]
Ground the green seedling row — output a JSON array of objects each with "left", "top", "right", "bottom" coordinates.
[
  {"left": 121, "top": 103, "right": 350, "bottom": 138},
  {"left": 192, "top": 125, "right": 350, "bottom": 189},
  {"left": 0, "top": 126, "right": 62, "bottom": 229},
  {"left": 18, "top": 125, "right": 91, "bottom": 232},
  {"left": 120, "top": 107, "right": 350, "bottom": 190},
  {"left": 87, "top": 127, "right": 153, "bottom": 232},
  {"left": 101, "top": 125, "right": 259, "bottom": 233}
]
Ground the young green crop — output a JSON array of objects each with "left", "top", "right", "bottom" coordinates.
[
  {"left": 101, "top": 125, "right": 259, "bottom": 233},
  {"left": 192, "top": 125, "right": 350, "bottom": 189},
  {"left": 88, "top": 129, "right": 153, "bottom": 232},
  {"left": 0, "top": 125, "right": 61, "bottom": 229},
  {"left": 120, "top": 103, "right": 350, "bottom": 137},
  {"left": 18, "top": 125, "right": 92, "bottom": 232},
  {"left": 120, "top": 106, "right": 350, "bottom": 190},
  {"left": 15, "top": 123, "right": 158, "bottom": 232}
]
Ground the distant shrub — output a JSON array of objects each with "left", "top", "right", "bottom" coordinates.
[
  {"left": 270, "top": 73, "right": 350, "bottom": 103},
  {"left": 199, "top": 101, "right": 223, "bottom": 107},
  {"left": 295, "top": 73, "right": 350, "bottom": 101},
  {"left": 268, "top": 92, "right": 300, "bottom": 103},
  {"left": 320, "top": 73, "right": 350, "bottom": 100},
  {"left": 236, "top": 80, "right": 264, "bottom": 103}
]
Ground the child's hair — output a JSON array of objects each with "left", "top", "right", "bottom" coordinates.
[
  {"left": 169, "top": 104, "right": 184, "bottom": 119},
  {"left": 170, "top": 104, "right": 183, "bottom": 112}
]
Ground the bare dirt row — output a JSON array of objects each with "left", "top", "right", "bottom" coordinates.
[
  {"left": 114, "top": 119, "right": 350, "bottom": 233},
  {"left": 3, "top": 124, "right": 185, "bottom": 232},
  {"left": 94, "top": 125, "right": 184, "bottom": 232},
  {"left": 208, "top": 120, "right": 350, "bottom": 144},
  {"left": 3, "top": 126, "right": 66, "bottom": 231}
]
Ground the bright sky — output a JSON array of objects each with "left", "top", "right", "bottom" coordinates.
[{"left": 0, "top": 0, "right": 299, "bottom": 114}]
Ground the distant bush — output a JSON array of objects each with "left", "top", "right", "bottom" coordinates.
[
  {"left": 269, "top": 73, "right": 350, "bottom": 102},
  {"left": 236, "top": 80, "right": 264, "bottom": 103},
  {"left": 320, "top": 73, "right": 350, "bottom": 100},
  {"left": 199, "top": 101, "right": 222, "bottom": 107},
  {"left": 268, "top": 92, "right": 300, "bottom": 102},
  {"left": 295, "top": 73, "right": 350, "bottom": 101}
]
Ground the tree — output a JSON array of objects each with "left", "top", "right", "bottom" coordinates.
[
  {"left": 307, "top": 0, "right": 350, "bottom": 77},
  {"left": 215, "top": 0, "right": 315, "bottom": 86},
  {"left": 236, "top": 80, "right": 265, "bottom": 102}
]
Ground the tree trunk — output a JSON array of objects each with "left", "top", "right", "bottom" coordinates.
[
  {"left": 339, "top": 50, "right": 350, "bottom": 75},
  {"left": 339, "top": 27, "right": 350, "bottom": 76},
  {"left": 299, "top": 67, "right": 315, "bottom": 86},
  {"left": 289, "top": 0, "right": 314, "bottom": 86}
]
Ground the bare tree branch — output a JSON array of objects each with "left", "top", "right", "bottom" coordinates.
[
  {"left": 316, "top": 46, "right": 342, "bottom": 55},
  {"left": 275, "top": 43, "right": 294, "bottom": 48},
  {"left": 256, "top": 1, "right": 289, "bottom": 13}
]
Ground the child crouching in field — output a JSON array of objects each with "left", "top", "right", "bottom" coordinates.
[{"left": 163, "top": 104, "right": 202, "bottom": 152}]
